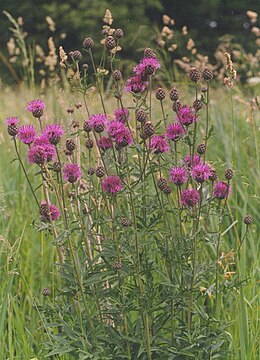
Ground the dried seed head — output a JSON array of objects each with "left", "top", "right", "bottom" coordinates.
[
  {"left": 66, "top": 139, "right": 76, "bottom": 151},
  {"left": 113, "top": 70, "right": 122, "bottom": 81},
  {"left": 136, "top": 109, "right": 147, "bottom": 123},
  {"left": 169, "top": 87, "right": 179, "bottom": 101},
  {"left": 155, "top": 87, "right": 166, "bottom": 101},
  {"left": 225, "top": 169, "right": 234, "bottom": 180},
  {"left": 197, "top": 143, "right": 206, "bottom": 154},
  {"left": 96, "top": 166, "right": 105, "bottom": 178},
  {"left": 193, "top": 99, "right": 203, "bottom": 111},
  {"left": 85, "top": 138, "right": 94, "bottom": 149},
  {"left": 202, "top": 67, "right": 213, "bottom": 81},
  {"left": 121, "top": 218, "right": 132, "bottom": 227},
  {"left": 157, "top": 177, "right": 168, "bottom": 191},
  {"left": 143, "top": 121, "right": 155, "bottom": 138},
  {"left": 88, "top": 167, "right": 95, "bottom": 176},
  {"left": 244, "top": 215, "right": 253, "bottom": 225},
  {"left": 189, "top": 67, "right": 201, "bottom": 82},
  {"left": 42, "top": 288, "right": 51, "bottom": 296},
  {"left": 209, "top": 168, "right": 218, "bottom": 181},
  {"left": 52, "top": 161, "right": 61, "bottom": 173},
  {"left": 7, "top": 124, "right": 18, "bottom": 136},
  {"left": 83, "top": 121, "right": 92, "bottom": 133},
  {"left": 71, "top": 50, "right": 82, "bottom": 61},
  {"left": 144, "top": 48, "right": 157, "bottom": 58},
  {"left": 172, "top": 100, "right": 182, "bottom": 113},
  {"left": 83, "top": 37, "right": 94, "bottom": 49},
  {"left": 114, "top": 28, "right": 124, "bottom": 39},
  {"left": 105, "top": 36, "right": 116, "bottom": 50}
]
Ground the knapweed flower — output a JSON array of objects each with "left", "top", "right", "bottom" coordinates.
[
  {"left": 88, "top": 113, "right": 108, "bottom": 133},
  {"left": 166, "top": 123, "right": 185, "bottom": 141},
  {"left": 134, "top": 57, "right": 160, "bottom": 77},
  {"left": 150, "top": 135, "right": 170, "bottom": 154},
  {"left": 114, "top": 108, "right": 129, "bottom": 123},
  {"left": 98, "top": 136, "right": 113, "bottom": 151},
  {"left": 18, "top": 125, "right": 37, "bottom": 144},
  {"left": 107, "top": 120, "right": 133, "bottom": 147},
  {"left": 177, "top": 106, "right": 197, "bottom": 126},
  {"left": 63, "top": 163, "right": 82, "bottom": 183},
  {"left": 43, "top": 124, "right": 64, "bottom": 145},
  {"left": 39, "top": 201, "right": 60, "bottom": 222},
  {"left": 102, "top": 175, "right": 123, "bottom": 194},
  {"left": 191, "top": 163, "right": 211, "bottom": 183},
  {"left": 28, "top": 145, "right": 47, "bottom": 165},
  {"left": 184, "top": 154, "right": 201, "bottom": 168},
  {"left": 6, "top": 117, "right": 19, "bottom": 136},
  {"left": 27, "top": 99, "right": 45, "bottom": 118},
  {"left": 106, "top": 120, "right": 125, "bottom": 138},
  {"left": 125, "top": 75, "right": 148, "bottom": 93},
  {"left": 169, "top": 167, "right": 188, "bottom": 186},
  {"left": 213, "top": 181, "right": 232, "bottom": 199},
  {"left": 180, "top": 189, "right": 200, "bottom": 208}
]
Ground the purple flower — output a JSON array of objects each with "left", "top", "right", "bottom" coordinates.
[
  {"left": 28, "top": 145, "right": 47, "bottom": 165},
  {"left": 166, "top": 123, "right": 185, "bottom": 141},
  {"left": 134, "top": 57, "right": 160, "bottom": 77},
  {"left": 180, "top": 189, "right": 200, "bottom": 208},
  {"left": 114, "top": 108, "right": 129, "bottom": 123},
  {"left": 114, "top": 127, "right": 133, "bottom": 148},
  {"left": 184, "top": 154, "right": 201, "bottom": 168},
  {"left": 102, "top": 175, "right": 123, "bottom": 194},
  {"left": 177, "top": 106, "right": 197, "bottom": 126},
  {"left": 18, "top": 125, "right": 37, "bottom": 144},
  {"left": 88, "top": 114, "right": 108, "bottom": 133},
  {"left": 43, "top": 124, "right": 64, "bottom": 145},
  {"left": 40, "top": 200, "right": 60, "bottom": 222},
  {"left": 6, "top": 117, "right": 19, "bottom": 126},
  {"left": 107, "top": 120, "right": 125, "bottom": 138},
  {"left": 150, "top": 135, "right": 170, "bottom": 154},
  {"left": 169, "top": 167, "right": 188, "bottom": 186},
  {"left": 98, "top": 136, "right": 113, "bottom": 151},
  {"left": 63, "top": 163, "right": 82, "bottom": 183},
  {"left": 27, "top": 99, "right": 45, "bottom": 117},
  {"left": 191, "top": 163, "right": 211, "bottom": 183},
  {"left": 125, "top": 75, "right": 148, "bottom": 93},
  {"left": 213, "top": 181, "right": 232, "bottom": 199}
]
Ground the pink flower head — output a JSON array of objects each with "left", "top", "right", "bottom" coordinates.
[
  {"left": 180, "top": 189, "right": 200, "bottom": 208},
  {"left": 102, "top": 175, "right": 123, "bottom": 194},
  {"left": 150, "top": 135, "right": 170, "bottom": 154},
  {"left": 18, "top": 125, "right": 37, "bottom": 144},
  {"left": 184, "top": 154, "right": 201, "bottom": 168},
  {"left": 177, "top": 106, "right": 197, "bottom": 126},
  {"left": 63, "top": 163, "right": 82, "bottom": 183},
  {"left": 28, "top": 145, "right": 47, "bottom": 165},
  {"left": 166, "top": 123, "right": 185, "bottom": 141},
  {"left": 98, "top": 136, "right": 113, "bottom": 151},
  {"left": 106, "top": 120, "right": 125, "bottom": 138},
  {"left": 169, "top": 167, "right": 188, "bottom": 186},
  {"left": 191, "top": 163, "right": 211, "bottom": 183},
  {"left": 43, "top": 124, "right": 64, "bottom": 145},
  {"left": 40, "top": 200, "right": 60, "bottom": 222},
  {"left": 27, "top": 99, "right": 45, "bottom": 117},
  {"left": 6, "top": 117, "right": 19, "bottom": 126},
  {"left": 213, "top": 181, "right": 232, "bottom": 200},
  {"left": 33, "top": 135, "right": 56, "bottom": 162},
  {"left": 114, "top": 127, "right": 133, "bottom": 148},
  {"left": 114, "top": 108, "right": 129, "bottom": 123},
  {"left": 88, "top": 114, "right": 108, "bottom": 133},
  {"left": 134, "top": 57, "right": 160, "bottom": 77},
  {"left": 125, "top": 75, "right": 148, "bottom": 93}
]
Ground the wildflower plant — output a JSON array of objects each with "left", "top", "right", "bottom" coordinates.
[{"left": 6, "top": 11, "right": 253, "bottom": 360}]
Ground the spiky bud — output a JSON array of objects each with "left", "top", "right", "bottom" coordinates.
[
  {"left": 155, "top": 87, "right": 166, "bottom": 101},
  {"left": 114, "top": 28, "right": 124, "bottom": 39},
  {"left": 172, "top": 100, "right": 182, "bottom": 113},
  {"left": 52, "top": 162, "right": 61, "bottom": 173},
  {"left": 85, "top": 138, "right": 94, "bottom": 149},
  {"left": 157, "top": 177, "right": 168, "bottom": 191},
  {"left": 96, "top": 166, "right": 105, "bottom": 178},
  {"left": 225, "top": 169, "right": 234, "bottom": 180},
  {"left": 32, "top": 108, "right": 43, "bottom": 118},
  {"left": 42, "top": 288, "right": 51, "bottom": 296},
  {"left": 121, "top": 218, "right": 132, "bottom": 227},
  {"left": 169, "top": 87, "right": 179, "bottom": 101},
  {"left": 75, "top": 102, "right": 82, "bottom": 109},
  {"left": 197, "top": 143, "right": 206, "bottom": 154},
  {"left": 202, "top": 67, "right": 213, "bottom": 81},
  {"left": 67, "top": 107, "right": 74, "bottom": 114},
  {"left": 105, "top": 36, "right": 116, "bottom": 50},
  {"left": 83, "top": 63, "right": 89, "bottom": 71},
  {"left": 71, "top": 50, "right": 82, "bottom": 61},
  {"left": 143, "top": 121, "right": 154, "bottom": 138},
  {"left": 88, "top": 167, "right": 95, "bottom": 176},
  {"left": 83, "top": 121, "right": 92, "bottom": 133},
  {"left": 189, "top": 67, "right": 201, "bottom": 82},
  {"left": 113, "top": 262, "right": 122, "bottom": 270},
  {"left": 66, "top": 139, "right": 76, "bottom": 152},
  {"left": 94, "top": 123, "right": 105, "bottom": 133},
  {"left": 144, "top": 48, "right": 157, "bottom": 58},
  {"left": 244, "top": 215, "right": 253, "bottom": 225},
  {"left": 209, "top": 168, "right": 218, "bottom": 181},
  {"left": 7, "top": 124, "right": 18, "bottom": 137},
  {"left": 83, "top": 37, "right": 94, "bottom": 49},
  {"left": 163, "top": 185, "right": 172, "bottom": 195},
  {"left": 136, "top": 109, "right": 147, "bottom": 123},
  {"left": 113, "top": 70, "right": 122, "bottom": 81},
  {"left": 193, "top": 99, "right": 203, "bottom": 111},
  {"left": 201, "top": 86, "right": 207, "bottom": 93}
]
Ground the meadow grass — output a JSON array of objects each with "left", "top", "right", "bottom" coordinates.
[{"left": 0, "top": 84, "right": 259, "bottom": 359}]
